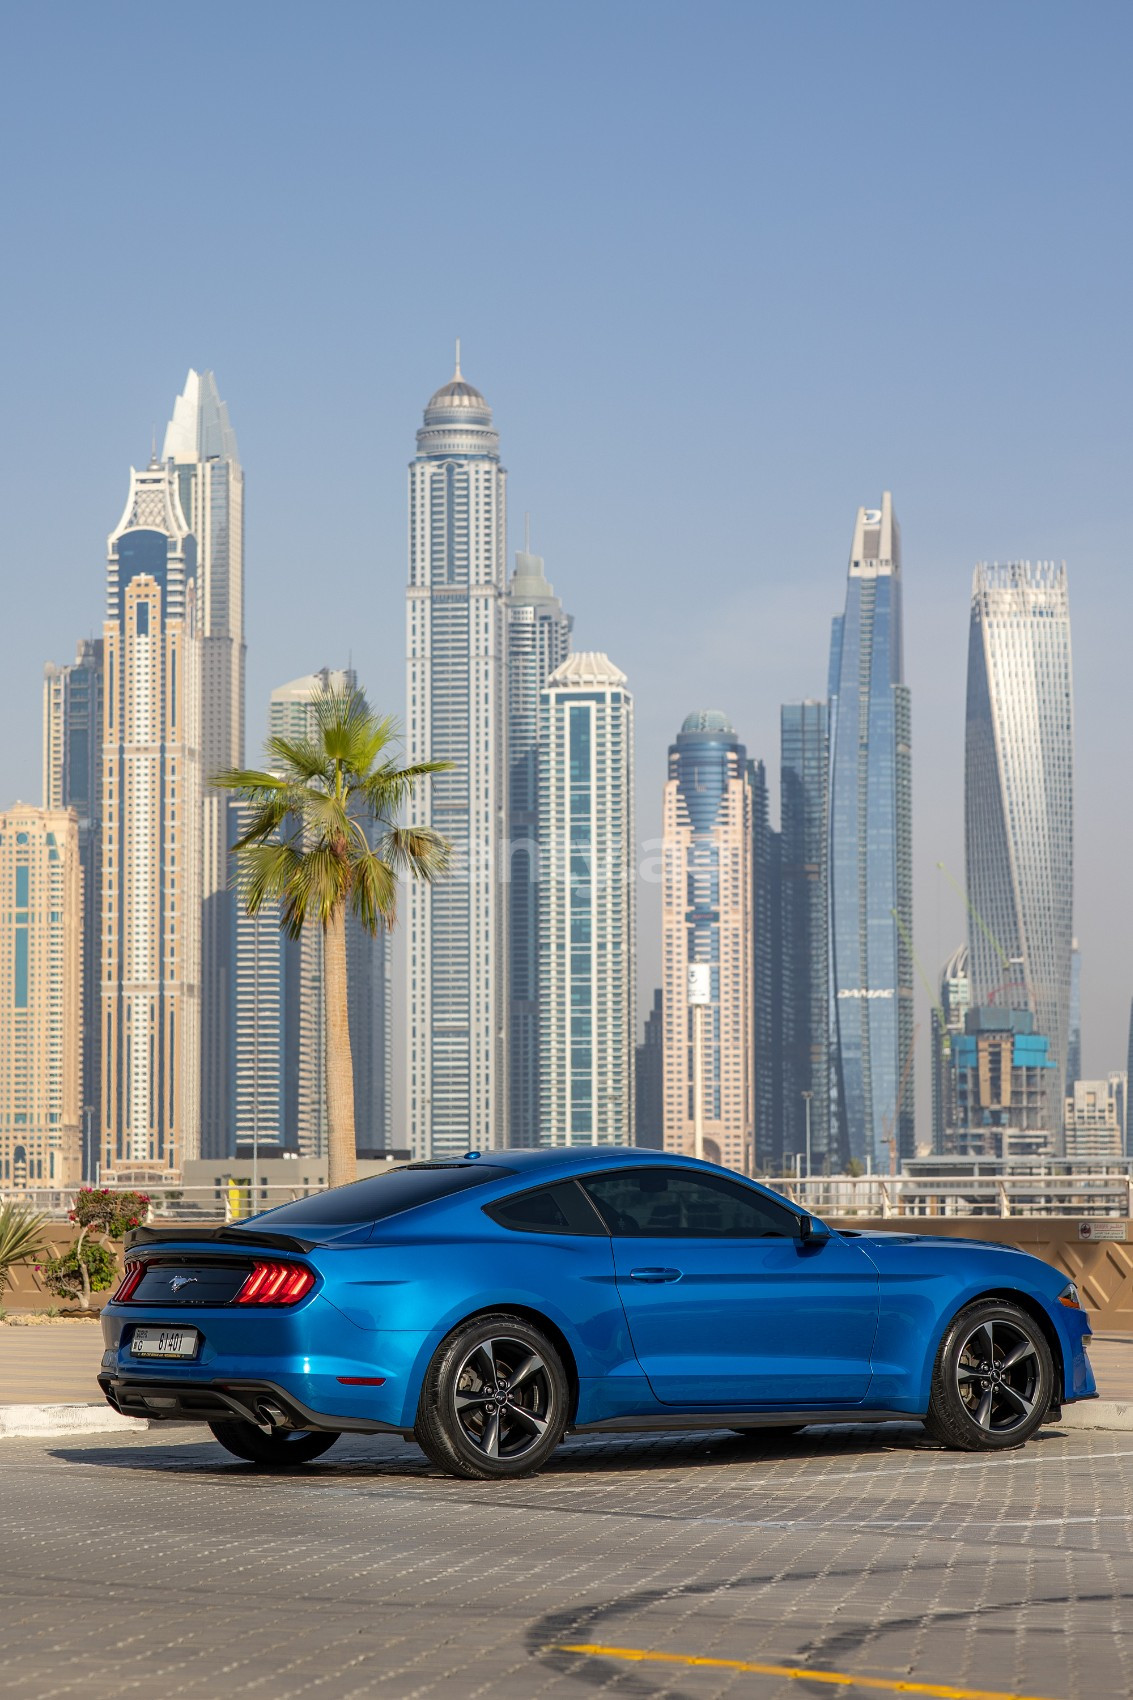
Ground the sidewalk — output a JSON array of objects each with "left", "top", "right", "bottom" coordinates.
[{"left": 3, "top": 1319, "right": 1132, "bottom": 1406}]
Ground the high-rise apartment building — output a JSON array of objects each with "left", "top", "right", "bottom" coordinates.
[
  {"left": 162, "top": 372, "right": 244, "bottom": 1161},
  {"left": 539, "top": 654, "right": 635, "bottom": 1147},
  {"left": 0, "top": 806, "right": 82, "bottom": 1192},
  {"left": 965, "top": 562, "right": 1074, "bottom": 1124},
  {"left": 931, "top": 945, "right": 971, "bottom": 1154},
  {"left": 779, "top": 701, "right": 831, "bottom": 1172},
  {"left": 750, "top": 756, "right": 779, "bottom": 1171},
  {"left": 101, "top": 460, "right": 201, "bottom": 1181},
  {"left": 944, "top": 1007, "right": 1055, "bottom": 1160},
  {"left": 1063, "top": 1076, "right": 1125, "bottom": 1162},
  {"left": 43, "top": 638, "right": 103, "bottom": 1176},
  {"left": 229, "top": 795, "right": 287, "bottom": 1156},
  {"left": 233, "top": 669, "right": 391, "bottom": 1158},
  {"left": 827, "top": 493, "right": 914, "bottom": 1168},
  {"left": 406, "top": 355, "right": 508, "bottom": 1157},
  {"left": 635, "top": 988, "right": 664, "bottom": 1149},
  {"left": 506, "top": 540, "right": 571, "bottom": 1145},
  {"left": 661, "top": 712, "right": 753, "bottom": 1173},
  {"left": 1067, "top": 940, "right": 1082, "bottom": 1088}
]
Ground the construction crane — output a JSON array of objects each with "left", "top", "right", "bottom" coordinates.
[
  {"left": 936, "top": 863, "right": 1026, "bottom": 1006},
  {"left": 892, "top": 907, "right": 951, "bottom": 1058}
]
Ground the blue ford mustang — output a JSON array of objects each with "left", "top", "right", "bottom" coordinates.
[{"left": 98, "top": 1148, "right": 1095, "bottom": 1478}]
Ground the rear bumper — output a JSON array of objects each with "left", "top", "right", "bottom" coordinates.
[{"left": 97, "top": 1373, "right": 410, "bottom": 1436}]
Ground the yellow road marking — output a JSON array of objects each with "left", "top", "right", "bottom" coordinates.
[{"left": 553, "top": 1643, "right": 1058, "bottom": 1700}]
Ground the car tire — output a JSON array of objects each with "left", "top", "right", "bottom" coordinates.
[
  {"left": 414, "top": 1312, "right": 569, "bottom": 1481},
  {"left": 923, "top": 1299, "right": 1054, "bottom": 1452},
  {"left": 208, "top": 1420, "right": 341, "bottom": 1466}
]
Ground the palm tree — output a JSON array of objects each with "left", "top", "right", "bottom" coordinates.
[
  {"left": 215, "top": 687, "right": 450, "bottom": 1189},
  {"left": 0, "top": 1202, "right": 48, "bottom": 1295}
]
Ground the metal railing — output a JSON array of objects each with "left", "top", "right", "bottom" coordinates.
[
  {"left": 5, "top": 1172, "right": 1132, "bottom": 1224},
  {"left": 772, "top": 1172, "right": 1133, "bottom": 1219}
]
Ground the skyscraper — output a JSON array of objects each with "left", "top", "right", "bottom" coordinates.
[
  {"left": 964, "top": 562, "right": 1074, "bottom": 1123},
  {"left": 931, "top": 944, "right": 970, "bottom": 1154},
  {"left": 162, "top": 372, "right": 244, "bottom": 1161},
  {"left": 635, "top": 988, "right": 664, "bottom": 1149},
  {"left": 750, "top": 756, "right": 779, "bottom": 1171},
  {"left": 507, "top": 537, "right": 572, "bottom": 1146},
  {"left": 827, "top": 493, "right": 914, "bottom": 1169},
  {"left": 1067, "top": 940, "right": 1082, "bottom": 1088},
  {"left": 0, "top": 805, "right": 82, "bottom": 1192},
  {"left": 779, "top": 701, "right": 831, "bottom": 1171},
  {"left": 406, "top": 354, "right": 508, "bottom": 1157},
  {"left": 661, "top": 711, "right": 753, "bottom": 1174},
  {"left": 236, "top": 668, "right": 391, "bottom": 1159},
  {"left": 101, "top": 459, "right": 201, "bottom": 1179},
  {"left": 43, "top": 638, "right": 103, "bottom": 1176},
  {"left": 539, "top": 654, "right": 635, "bottom": 1147}
]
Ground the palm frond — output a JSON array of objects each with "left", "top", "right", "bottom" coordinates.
[
  {"left": 232, "top": 841, "right": 305, "bottom": 921},
  {"left": 355, "top": 759, "right": 454, "bottom": 819},
  {"left": 380, "top": 824, "right": 452, "bottom": 884},
  {"left": 0, "top": 1203, "right": 48, "bottom": 1287},
  {"left": 212, "top": 766, "right": 291, "bottom": 797},
  {"left": 263, "top": 735, "right": 330, "bottom": 785},
  {"left": 278, "top": 842, "right": 351, "bottom": 934},
  {"left": 350, "top": 848, "right": 399, "bottom": 934}
]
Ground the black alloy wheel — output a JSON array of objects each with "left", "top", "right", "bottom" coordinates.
[
  {"left": 414, "top": 1312, "right": 569, "bottom": 1480},
  {"left": 924, "top": 1299, "right": 1053, "bottom": 1451},
  {"left": 208, "top": 1419, "right": 341, "bottom": 1466}
]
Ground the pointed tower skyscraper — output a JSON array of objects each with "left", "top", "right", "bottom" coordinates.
[
  {"left": 162, "top": 371, "right": 245, "bottom": 1159},
  {"left": 406, "top": 354, "right": 509, "bottom": 1156},
  {"left": 827, "top": 493, "right": 914, "bottom": 1169}
]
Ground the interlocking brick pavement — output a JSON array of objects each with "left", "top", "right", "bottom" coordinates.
[{"left": 2, "top": 1421, "right": 1132, "bottom": 1699}]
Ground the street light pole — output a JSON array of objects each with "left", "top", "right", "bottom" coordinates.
[
  {"left": 688, "top": 963, "right": 710, "bottom": 1164},
  {"left": 802, "top": 1090, "right": 813, "bottom": 1183}
]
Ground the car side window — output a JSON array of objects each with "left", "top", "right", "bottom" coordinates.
[
  {"left": 581, "top": 1169, "right": 799, "bottom": 1239},
  {"left": 485, "top": 1180, "right": 608, "bottom": 1236}
]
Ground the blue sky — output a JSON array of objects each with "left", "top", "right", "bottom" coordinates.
[{"left": 1, "top": 1, "right": 1130, "bottom": 1128}]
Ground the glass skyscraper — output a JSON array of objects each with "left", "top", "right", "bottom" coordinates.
[
  {"left": 827, "top": 493, "right": 914, "bottom": 1168},
  {"left": 406, "top": 355, "right": 508, "bottom": 1157},
  {"left": 964, "top": 561, "right": 1073, "bottom": 1129},
  {"left": 506, "top": 542, "right": 571, "bottom": 1145},
  {"left": 539, "top": 654, "right": 635, "bottom": 1146},
  {"left": 779, "top": 700, "right": 832, "bottom": 1171}
]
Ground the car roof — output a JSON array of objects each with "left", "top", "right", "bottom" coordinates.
[{"left": 455, "top": 1147, "right": 743, "bottom": 1180}]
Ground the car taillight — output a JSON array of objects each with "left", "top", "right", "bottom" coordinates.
[
  {"left": 111, "top": 1262, "right": 145, "bottom": 1303},
  {"left": 235, "top": 1261, "right": 316, "bottom": 1306}
]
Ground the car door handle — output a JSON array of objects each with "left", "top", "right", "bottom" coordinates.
[{"left": 628, "top": 1267, "right": 683, "bottom": 1283}]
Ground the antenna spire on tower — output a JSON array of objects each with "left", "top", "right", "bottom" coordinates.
[
  {"left": 454, "top": 337, "right": 462, "bottom": 378},
  {"left": 524, "top": 512, "right": 531, "bottom": 554}
]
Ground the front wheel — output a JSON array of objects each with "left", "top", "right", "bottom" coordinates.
[
  {"left": 208, "top": 1419, "right": 341, "bottom": 1466},
  {"left": 414, "top": 1312, "right": 569, "bottom": 1480},
  {"left": 924, "top": 1300, "right": 1054, "bottom": 1452}
]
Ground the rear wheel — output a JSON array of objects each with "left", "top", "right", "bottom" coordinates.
[
  {"left": 208, "top": 1420, "right": 340, "bottom": 1466},
  {"left": 414, "top": 1312, "right": 569, "bottom": 1480},
  {"left": 924, "top": 1300, "right": 1053, "bottom": 1452}
]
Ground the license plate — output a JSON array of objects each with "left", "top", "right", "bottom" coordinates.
[{"left": 130, "top": 1326, "right": 200, "bottom": 1359}]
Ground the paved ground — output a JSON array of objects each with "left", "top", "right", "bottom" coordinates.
[{"left": 2, "top": 1421, "right": 1133, "bottom": 1700}]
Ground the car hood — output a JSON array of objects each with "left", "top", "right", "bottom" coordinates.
[{"left": 838, "top": 1228, "right": 1021, "bottom": 1255}]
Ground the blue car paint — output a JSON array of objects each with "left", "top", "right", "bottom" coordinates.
[{"left": 100, "top": 1147, "right": 1095, "bottom": 1434}]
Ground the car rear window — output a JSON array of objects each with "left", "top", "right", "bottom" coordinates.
[
  {"left": 485, "top": 1180, "right": 607, "bottom": 1236},
  {"left": 238, "top": 1163, "right": 516, "bottom": 1228}
]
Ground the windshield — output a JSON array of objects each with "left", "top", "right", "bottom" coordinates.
[{"left": 235, "top": 1163, "right": 516, "bottom": 1228}]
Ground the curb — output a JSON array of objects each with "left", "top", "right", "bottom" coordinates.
[
  {"left": 1060, "top": 1400, "right": 1133, "bottom": 1432},
  {"left": 0, "top": 1403, "right": 148, "bottom": 1440}
]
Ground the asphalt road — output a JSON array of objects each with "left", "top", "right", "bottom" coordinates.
[{"left": 2, "top": 1422, "right": 1132, "bottom": 1700}]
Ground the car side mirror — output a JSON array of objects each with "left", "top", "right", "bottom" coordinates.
[{"left": 797, "top": 1213, "right": 831, "bottom": 1245}]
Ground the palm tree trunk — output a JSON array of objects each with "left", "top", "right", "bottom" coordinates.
[{"left": 323, "top": 902, "right": 357, "bottom": 1189}]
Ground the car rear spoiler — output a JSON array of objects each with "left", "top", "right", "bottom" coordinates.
[{"left": 124, "top": 1225, "right": 318, "bottom": 1254}]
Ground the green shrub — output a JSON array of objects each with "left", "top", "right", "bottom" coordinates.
[
  {"left": 41, "top": 1240, "right": 118, "bottom": 1304},
  {"left": 0, "top": 1204, "right": 48, "bottom": 1292},
  {"left": 69, "top": 1188, "right": 151, "bottom": 1239}
]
